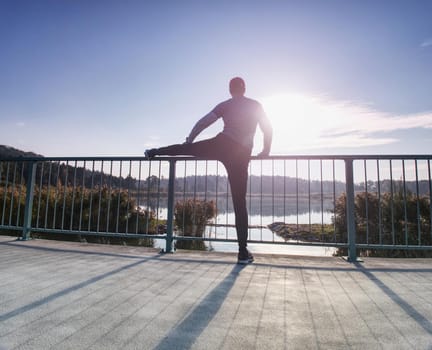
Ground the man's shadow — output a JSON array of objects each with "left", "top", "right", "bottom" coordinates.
[{"left": 153, "top": 264, "right": 246, "bottom": 350}]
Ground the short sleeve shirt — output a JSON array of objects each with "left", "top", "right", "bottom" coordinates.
[{"left": 212, "top": 96, "right": 267, "bottom": 150}]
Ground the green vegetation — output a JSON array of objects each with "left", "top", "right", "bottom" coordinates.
[
  {"left": 174, "top": 199, "right": 217, "bottom": 250},
  {"left": 269, "top": 189, "right": 432, "bottom": 257},
  {"left": 268, "top": 222, "right": 337, "bottom": 243},
  {"left": 0, "top": 184, "right": 157, "bottom": 247},
  {"left": 333, "top": 190, "right": 432, "bottom": 257}
]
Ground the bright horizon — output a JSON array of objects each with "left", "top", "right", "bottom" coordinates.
[{"left": 1, "top": 1, "right": 432, "bottom": 157}]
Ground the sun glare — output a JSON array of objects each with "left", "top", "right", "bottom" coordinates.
[
  {"left": 259, "top": 92, "right": 404, "bottom": 154},
  {"left": 261, "top": 93, "right": 331, "bottom": 153}
]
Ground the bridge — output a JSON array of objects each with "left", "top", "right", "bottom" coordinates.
[{"left": 1, "top": 155, "right": 432, "bottom": 348}]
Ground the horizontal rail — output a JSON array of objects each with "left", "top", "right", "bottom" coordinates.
[{"left": 3, "top": 154, "right": 432, "bottom": 162}]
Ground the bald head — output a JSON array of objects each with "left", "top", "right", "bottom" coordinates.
[{"left": 229, "top": 77, "right": 246, "bottom": 96}]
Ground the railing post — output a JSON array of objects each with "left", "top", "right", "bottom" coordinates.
[
  {"left": 344, "top": 158, "right": 358, "bottom": 262},
  {"left": 22, "top": 161, "right": 36, "bottom": 240},
  {"left": 165, "top": 159, "right": 176, "bottom": 253}
]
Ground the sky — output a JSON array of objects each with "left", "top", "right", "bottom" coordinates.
[{"left": 1, "top": 0, "right": 432, "bottom": 157}]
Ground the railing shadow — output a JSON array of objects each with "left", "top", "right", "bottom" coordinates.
[
  {"left": 354, "top": 262, "right": 432, "bottom": 336},
  {"left": 153, "top": 264, "right": 245, "bottom": 350},
  {"left": 0, "top": 256, "right": 150, "bottom": 322},
  {"left": 0, "top": 239, "right": 158, "bottom": 260}
]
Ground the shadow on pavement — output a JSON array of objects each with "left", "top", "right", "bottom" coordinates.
[{"left": 153, "top": 264, "right": 246, "bottom": 350}]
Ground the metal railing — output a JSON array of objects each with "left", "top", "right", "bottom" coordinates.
[{"left": 1, "top": 155, "right": 432, "bottom": 261}]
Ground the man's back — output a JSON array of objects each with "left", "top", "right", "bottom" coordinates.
[{"left": 212, "top": 96, "right": 268, "bottom": 150}]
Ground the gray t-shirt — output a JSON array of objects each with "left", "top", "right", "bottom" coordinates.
[{"left": 188, "top": 96, "right": 269, "bottom": 150}]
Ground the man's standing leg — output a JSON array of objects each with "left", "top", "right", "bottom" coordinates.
[{"left": 225, "top": 154, "right": 252, "bottom": 263}]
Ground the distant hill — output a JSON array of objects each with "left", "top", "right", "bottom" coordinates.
[{"left": 0, "top": 145, "right": 43, "bottom": 158}]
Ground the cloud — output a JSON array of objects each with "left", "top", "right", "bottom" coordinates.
[
  {"left": 421, "top": 38, "right": 432, "bottom": 48},
  {"left": 260, "top": 93, "right": 432, "bottom": 153},
  {"left": 16, "top": 122, "right": 26, "bottom": 128}
]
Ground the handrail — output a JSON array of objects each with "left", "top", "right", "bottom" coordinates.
[{"left": 1, "top": 154, "right": 432, "bottom": 262}]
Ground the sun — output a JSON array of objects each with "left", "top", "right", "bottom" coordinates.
[{"left": 260, "top": 93, "right": 330, "bottom": 153}]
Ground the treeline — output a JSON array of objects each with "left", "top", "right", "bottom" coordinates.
[
  {"left": 0, "top": 161, "right": 134, "bottom": 190},
  {"left": 0, "top": 161, "right": 346, "bottom": 195},
  {"left": 2, "top": 157, "right": 432, "bottom": 197}
]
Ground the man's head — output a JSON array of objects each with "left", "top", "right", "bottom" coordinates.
[{"left": 229, "top": 77, "right": 246, "bottom": 96}]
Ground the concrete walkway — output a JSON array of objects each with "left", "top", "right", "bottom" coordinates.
[{"left": 0, "top": 235, "right": 431, "bottom": 350}]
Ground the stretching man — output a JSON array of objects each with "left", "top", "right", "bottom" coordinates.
[{"left": 145, "top": 77, "right": 273, "bottom": 264}]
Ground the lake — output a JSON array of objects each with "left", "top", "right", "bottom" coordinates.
[{"left": 141, "top": 194, "right": 337, "bottom": 256}]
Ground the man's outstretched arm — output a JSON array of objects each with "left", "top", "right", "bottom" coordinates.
[
  {"left": 257, "top": 114, "right": 273, "bottom": 157},
  {"left": 185, "top": 111, "right": 219, "bottom": 144}
]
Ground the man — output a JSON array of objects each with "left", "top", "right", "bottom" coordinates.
[{"left": 145, "top": 77, "right": 273, "bottom": 264}]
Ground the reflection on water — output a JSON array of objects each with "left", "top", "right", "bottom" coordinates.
[
  {"left": 139, "top": 193, "right": 335, "bottom": 217},
  {"left": 142, "top": 194, "right": 336, "bottom": 256}
]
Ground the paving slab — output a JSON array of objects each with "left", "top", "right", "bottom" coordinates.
[{"left": 0, "top": 235, "right": 431, "bottom": 349}]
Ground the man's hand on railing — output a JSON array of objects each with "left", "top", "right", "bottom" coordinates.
[{"left": 256, "top": 150, "right": 270, "bottom": 158}]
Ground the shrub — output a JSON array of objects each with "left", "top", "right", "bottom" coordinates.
[
  {"left": 174, "top": 199, "right": 217, "bottom": 250},
  {"left": 0, "top": 185, "right": 157, "bottom": 247},
  {"left": 333, "top": 190, "right": 432, "bottom": 257}
]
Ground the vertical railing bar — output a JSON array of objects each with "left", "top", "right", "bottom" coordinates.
[
  {"left": 22, "top": 161, "right": 36, "bottom": 240},
  {"left": 182, "top": 160, "right": 187, "bottom": 238},
  {"left": 204, "top": 160, "right": 209, "bottom": 241},
  {"left": 260, "top": 159, "right": 263, "bottom": 241},
  {"left": 428, "top": 159, "right": 432, "bottom": 243},
  {"left": 116, "top": 161, "right": 123, "bottom": 233},
  {"left": 364, "top": 160, "right": 369, "bottom": 244},
  {"left": 215, "top": 162, "right": 219, "bottom": 237},
  {"left": 402, "top": 160, "right": 408, "bottom": 245},
  {"left": 0, "top": 161, "right": 6, "bottom": 226},
  {"left": 16, "top": 162, "right": 25, "bottom": 226},
  {"left": 226, "top": 164, "right": 229, "bottom": 240},
  {"left": 308, "top": 159, "right": 311, "bottom": 233},
  {"left": 70, "top": 160, "right": 78, "bottom": 230},
  {"left": 0, "top": 160, "right": 2, "bottom": 205},
  {"left": 377, "top": 159, "right": 382, "bottom": 245},
  {"left": 145, "top": 160, "right": 152, "bottom": 234},
  {"left": 165, "top": 159, "right": 176, "bottom": 253},
  {"left": 61, "top": 160, "right": 69, "bottom": 230},
  {"left": 390, "top": 159, "right": 395, "bottom": 245},
  {"left": 320, "top": 159, "right": 324, "bottom": 238},
  {"left": 0, "top": 161, "right": 3, "bottom": 225},
  {"left": 36, "top": 162, "right": 44, "bottom": 229},
  {"left": 155, "top": 161, "right": 162, "bottom": 232},
  {"left": 1, "top": 162, "right": 10, "bottom": 226},
  {"left": 248, "top": 161, "right": 252, "bottom": 241},
  {"left": 415, "top": 159, "right": 421, "bottom": 245},
  {"left": 296, "top": 159, "right": 299, "bottom": 234},
  {"left": 204, "top": 160, "right": 208, "bottom": 202},
  {"left": 52, "top": 162, "right": 61, "bottom": 229},
  {"left": 8, "top": 162, "right": 17, "bottom": 226},
  {"left": 193, "top": 160, "right": 198, "bottom": 236},
  {"left": 88, "top": 161, "right": 95, "bottom": 231},
  {"left": 125, "top": 160, "right": 132, "bottom": 234},
  {"left": 44, "top": 162, "right": 52, "bottom": 229},
  {"left": 272, "top": 159, "right": 275, "bottom": 242},
  {"left": 78, "top": 161, "right": 86, "bottom": 231},
  {"left": 106, "top": 160, "right": 113, "bottom": 233},
  {"left": 345, "top": 158, "right": 357, "bottom": 262},
  {"left": 135, "top": 160, "right": 142, "bottom": 234},
  {"left": 96, "top": 161, "right": 104, "bottom": 233},
  {"left": 332, "top": 160, "right": 337, "bottom": 242},
  {"left": 283, "top": 159, "right": 286, "bottom": 233}
]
